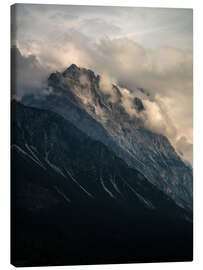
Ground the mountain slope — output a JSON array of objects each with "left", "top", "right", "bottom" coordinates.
[
  {"left": 11, "top": 101, "right": 192, "bottom": 266},
  {"left": 22, "top": 64, "right": 193, "bottom": 210}
]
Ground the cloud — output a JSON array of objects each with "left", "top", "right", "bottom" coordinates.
[
  {"left": 140, "top": 99, "right": 174, "bottom": 137},
  {"left": 12, "top": 4, "right": 193, "bottom": 50},
  {"left": 11, "top": 46, "right": 49, "bottom": 98},
  {"left": 175, "top": 136, "right": 193, "bottom": 165},
  {"left": 99, "top": 74, "right": 119, "bottom": 103},
  {"left": 78, "top": 18, "right": 121, "bottom": 40},
  {"left": 120, "top": 88, "right": 138, "bottom": 117}
]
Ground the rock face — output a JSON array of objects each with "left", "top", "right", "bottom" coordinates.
[
  {"left": 11, "top": 101, "right": 192, "bottom": 266},
  {"left": 22, "top": 64, "right": 193, "bottom": 210}
]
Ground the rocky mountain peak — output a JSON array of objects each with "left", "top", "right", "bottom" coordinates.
[
  {"left": 47, "top": 64, "right": 145, "bottom": 119},
  {"left": 62, "top": 63, "right": 80, "bottom": 77}
]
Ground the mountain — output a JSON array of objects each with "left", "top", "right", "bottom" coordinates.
[
  {"left": 11, "top": 101, "right": 192, "bottom": 266},
  {"left": 22, "top": 64, "right": 193, "bottom": 210}
]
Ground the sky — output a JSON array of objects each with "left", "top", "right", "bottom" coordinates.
[{"left": 11, "top": 4, "right": 193, "bottom": 165}]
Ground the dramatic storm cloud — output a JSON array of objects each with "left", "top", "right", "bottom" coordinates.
[{"left": 11, "top": 4, "right": 193, "bottom": 164}]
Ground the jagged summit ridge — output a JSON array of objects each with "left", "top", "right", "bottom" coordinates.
[
  {"left": 62, "top": 63, "right": 98, "bottom": 80},
  {"left": 63, "top": 63, "right": 80, "bottom": 77},
  {"left": 48, "top": 64, "right": 101, "bottom": 96},
  {"left": 48, "top": 64, "right": 144, "bottom": 117}
]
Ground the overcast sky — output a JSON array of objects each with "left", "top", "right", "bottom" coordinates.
[{"left": 11, "top": 4, "right": 193, "bottom": 164}]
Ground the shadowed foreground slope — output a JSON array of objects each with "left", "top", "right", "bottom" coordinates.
[{"left": 11, "top": 101, "right": 193, "bottom": 266}]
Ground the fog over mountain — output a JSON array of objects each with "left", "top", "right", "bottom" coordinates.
[
  {"left": 11, "top": 44, "right": 193, "bottom": 166},
  {"left": 11, "top": 5, "right": 193, "bottom": 164}
]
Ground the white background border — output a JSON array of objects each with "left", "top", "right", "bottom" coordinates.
[{"left": 0, "top": 0, "right": 202, "bottom": 269}]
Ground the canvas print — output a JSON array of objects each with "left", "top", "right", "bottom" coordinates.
[{"left": 11, "top": 4, "right": 193, "bottom": 267}]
